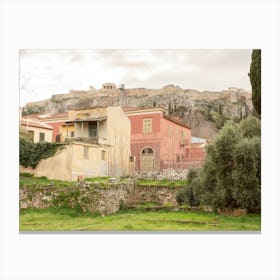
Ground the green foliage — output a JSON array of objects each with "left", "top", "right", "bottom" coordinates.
[
  {"left": 52, "top": 190, "right": 82, "bottom": 211},
  {"left": 249, "top": 49, "right": 261, "bottom": 115},
  {"left": 85, "top": 176, "right": 110, "bottom": 183},
  {"left": 210, "top": 111, "right": 228, "bottom": 129},
  {"left": 20, "top": 172, "right": 34, "bottom": 178},
  {"left": 232, "top": 137, "right": 261, "bottom": 211},
  {"left": 137, "top": 179, "right": 188, "bottom": 188},
  {"left": 176, "top": 168, "right": 200, "bottom": 206},
  {"left": 20, "top": 137, "right": 65, "bottom": 168},
  {"left": 22, "top": 105, "right": 45, "bottom": 116},
  {"left": 19, "top": 128, "right": 34, "bottom": 141},
  {"left": 178, "top": 117, "right": 261, "bottom": 213},
  {"left": 20, "top": 176, "right": 74, "bottom": 188}
]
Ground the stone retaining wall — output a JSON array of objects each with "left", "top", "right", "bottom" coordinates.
[
  {"left": 136, "top": 169, "right": 189, "bottom": 181},
  {"left": 20, "top": 184, "right": 182, "bottom": 215}
]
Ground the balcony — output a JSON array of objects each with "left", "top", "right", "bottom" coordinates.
[
  {"left": 65, "top": 137, "right": 98, "bottom": 144},
  {"left": 65, "top": 137, "right": 109, "bottom": 145}
]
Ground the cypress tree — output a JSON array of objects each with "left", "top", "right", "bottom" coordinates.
[{"left": 249, "top": 49, "right": 261, "bottom": 115}]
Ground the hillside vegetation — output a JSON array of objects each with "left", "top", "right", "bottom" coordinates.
[{"left": 22, "top": 85, "right": 253, "bottom": 138}]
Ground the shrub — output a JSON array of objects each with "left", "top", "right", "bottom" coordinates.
[
  {"left": 177, "top": 117, "right": 261, "bottom": 213},
  {"left": 176, "top": 168, "right": 200, "bottom": 206},
  {"left": 232, "top": 137, "right": 261, "bottom": 212},
  {"left": 20, "top": 137, "right": 65, "bottom": 168}
]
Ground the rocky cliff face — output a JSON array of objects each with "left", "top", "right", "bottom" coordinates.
[{"left": 22, "top": 84, "right": 253, "bottom": 138}]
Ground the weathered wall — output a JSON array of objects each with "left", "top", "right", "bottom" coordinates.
[
  {"left": 20, "top": 145, "right": 73, "bottom": 181},
  {"left": 71, "top": 143, "right": 110, "bottom": 179},
  {"left": 107, "top": 106, "right": 131, "bottom": 177},
  {"left": 60, "top": 124, "right": 75, "bottom": 141},
  {"left": 21, "top": 124, "right": 53, "bottom": 143},
  {"left": 19, "top": 184, "right": 182, "bottom": 215}
]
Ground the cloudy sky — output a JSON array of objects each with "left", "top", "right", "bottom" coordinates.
[{"left": 20, "top": 49, "right": 252, "bottom": 106}]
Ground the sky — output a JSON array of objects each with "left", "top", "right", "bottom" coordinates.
[{"left": 19, "top": 49, "right": 252, "bottom": 106}]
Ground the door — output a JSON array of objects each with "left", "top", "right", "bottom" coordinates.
[{"left": 140, "top": 147, "right": 154, "bottom": 171}]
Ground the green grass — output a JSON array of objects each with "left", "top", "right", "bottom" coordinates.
[
  {"left": 20, "top": 176, "right": 75, "bottom": 188},
  {"left": 20, "top": 175, "right": 187, "bottom": 189},
  {"left": 84, "top": 176, "right": 111, "bottom": 183},
  {"left": 137, "top": 178, "right": 188, "bottom": 188},
  {"left": 19, "top": 208, "right": 261, "bottom": 231}
]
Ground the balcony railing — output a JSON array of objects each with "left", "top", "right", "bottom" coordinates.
[{"left": 65, "top": 137, "right": 98, "bottom": 144}]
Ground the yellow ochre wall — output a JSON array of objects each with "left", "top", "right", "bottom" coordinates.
[
  {"left": 20, "top": 106, "right": 132, "bottom": 181},
  {"left": 60, "top": 124, "right": 75, "bottom": 141},
  {"left": 21, "top": 125, "right": 53, "bottom": 143},
  {"left": 20, "top": 144, "right": 73, "bottom": 181}
]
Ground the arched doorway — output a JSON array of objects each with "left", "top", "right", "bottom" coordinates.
[{"left": 140, "top": 147, "right": 154, "bottom": 171}]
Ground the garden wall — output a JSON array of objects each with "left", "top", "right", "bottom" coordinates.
[{"left": 19, "top": 183, "right": 182, "bottom": 215}]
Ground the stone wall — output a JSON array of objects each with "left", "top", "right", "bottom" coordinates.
[
  {"left": 20, "top": 183, "right": 182, "bottom": 215},
  {"left": 136, "top": 168, "right": 189, "bottom": 181}
]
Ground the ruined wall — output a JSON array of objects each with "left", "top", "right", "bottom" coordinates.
[{"left": 19, "top": 184, "right": 182, "bottom": 215}]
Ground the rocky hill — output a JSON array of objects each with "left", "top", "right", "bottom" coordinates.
[{"left": 22, "top": 84, "right": 253, "bottom": 138}]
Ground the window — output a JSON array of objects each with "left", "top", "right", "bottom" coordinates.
[
  {"left": 143, "top": 118, "right": 152, "bottom": 133},
  {"left": 129, "top": 156, "right": 134, "bottom": 162},
  {"left": 70, "top": 131, "right": 74, "bottom": 137},
  {"left": 84, "top": 147, "right": 89, "bottom": 159},
  {"left": 101, "top": 150, "right": 106, "bottom": 160},
  {"left": 89, "top": 122, "right": 97, "bottom": 137},
  {"left": 55, "top": 134, "right": 61, "bottom": 142},
  {"left": 39, "top": 132, "right": 45, "bottom": 142},
  {"left": 27, "top": 130, "right": 34, "bottom": 141}
]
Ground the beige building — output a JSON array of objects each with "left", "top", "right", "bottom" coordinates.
[
  {"left": 20, "top": 106, "right": 133, "bottom": 181},
  {"left": 20, "top": 118, "right": 53, "bottom": 142}
]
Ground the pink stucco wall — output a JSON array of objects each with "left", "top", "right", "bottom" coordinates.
[
  {"left": 127, "top": 112, "right": 191, "bottom": 170},
  {"left": 46, "top": 121, "right": 66, "bottom": 142}
]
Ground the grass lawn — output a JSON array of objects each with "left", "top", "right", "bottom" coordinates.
[
  {"left": 20, "top": 174, "right": 75, "bottom": 188},
  {"left": 20, "top": 174, "right": 187, "bottom": 189},
  {"left": 20, "top": 208, "right": 261, "bottom": 231},
  {"left": 136, "top": 178, "right": 187, "bottom": 188}
]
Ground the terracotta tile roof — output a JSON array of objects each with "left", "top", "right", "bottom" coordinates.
[
  {"left": 21, "top": 119, "right": 53, "bottom": 130},
  {"left": 22, "top": 112, "right": 68, "bottom": 120}
]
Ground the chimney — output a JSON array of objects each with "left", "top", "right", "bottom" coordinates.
[{"left": 118, "top": 84, "right": 126, "bottom": 107}]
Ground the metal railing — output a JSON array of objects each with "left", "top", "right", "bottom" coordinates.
[{"left": 65, "top": 137, "right": 98, "bottom": 144}]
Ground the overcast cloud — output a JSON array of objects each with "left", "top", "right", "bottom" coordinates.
[{"left": 20, "top": 49, "right": 252, "bottom": 106}]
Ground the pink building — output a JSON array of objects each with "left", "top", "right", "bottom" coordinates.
[
  {"left": 124, "top": 107, "right": 191, "bottom": 171},
  {"left": 186, "top": 136, "right": 207, "bottom": 167}
]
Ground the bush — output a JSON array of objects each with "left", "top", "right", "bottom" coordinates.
[
  {"left": 177, "top": 117, "right": 261, "bottom": 213},
  {"left": 176, "top": 168, "right": 200, "bottom": 206},
  {"left": 232, "top": 137, "right": 261, "bottom": 212},
  {"left": 20, "top": 138, "right": 65, "bottom": 168}
]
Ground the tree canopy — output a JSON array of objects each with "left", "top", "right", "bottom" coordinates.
[
  {"left": 177, "top": 117, "right": 261, "bottom": 213},
  {"left": 249, "top": 49, "right": 261, "bottom": 115}
]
